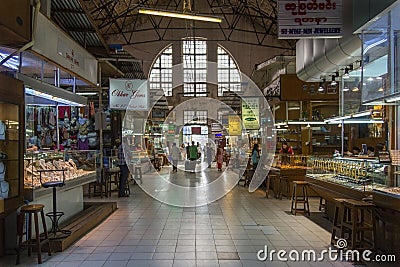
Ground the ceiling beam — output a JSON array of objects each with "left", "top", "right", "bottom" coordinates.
[{"left": 76, "top": 0, "right": 110, "bottom": 55}]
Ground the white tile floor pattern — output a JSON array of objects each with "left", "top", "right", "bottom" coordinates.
[{"left": 1, "top": 175, "right": 356, "bottom": 267}]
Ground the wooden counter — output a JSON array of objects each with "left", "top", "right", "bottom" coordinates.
[{"left": 305, "top": 175, "right": 400, "bottom": 264}]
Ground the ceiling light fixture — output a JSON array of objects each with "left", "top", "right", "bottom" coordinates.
[
  {"left": 343, "top": 86, "right": 349, "bottom": 92},
  {"left": 318, "top": 82, "right": 324, "bottom": 92},
  {"left": 367, "top": 77, "right": 374, "bottom": 81},
  {"left": 376, "top": 76, "right": 383, "bottom": 80},
  {"left": 343, "top": 68, "right": 350, "bottom": 79},
  {"left": 138, "top": 8, "right": 222, "bottom": 23},
  {"left": 331, "top": 75, "right": 337, "bottom": 86},
  {"left": 352, "top": 86, "right": 359, "bottom": 92},
  {"left": 378, "top": 87, "right": 384, "bottom": 92}
]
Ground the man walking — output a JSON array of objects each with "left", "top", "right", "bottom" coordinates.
[
  {"left": 118, "top": 137, "right": 130, "bottom": 197},
  {"left": 170, "top": 142, "right": 180, "bottom": 172}
]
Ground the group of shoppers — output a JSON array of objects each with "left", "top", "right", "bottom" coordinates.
[{"left": 168, "top": 142, "right": 226, "bottom": 172}]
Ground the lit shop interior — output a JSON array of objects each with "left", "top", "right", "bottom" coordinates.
[{"left": 0, "top": 0, "right": 400, "bottom": 264}]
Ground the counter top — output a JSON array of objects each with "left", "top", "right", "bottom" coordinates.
[{"left": 24, "top": 172, "right": 96, "bottom": 200}]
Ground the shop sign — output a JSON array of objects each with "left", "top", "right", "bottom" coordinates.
[
  {"left": 57, "top": 39, "right": 84, "bottom": 69},
  {"left": 278, "top": 0, "right": 343, "bottom": 39},
  {"left": 228, "top": 115, "right": 242, "bottom": 136},
  {"left": 32, "top": 13, "right": 98, "bottom": 85},
  {"left": 241, "top": 97, "right": 260, "bottom": 130},
  {"left": 109, "top": 78, "right": 148, "bottom": 110}
]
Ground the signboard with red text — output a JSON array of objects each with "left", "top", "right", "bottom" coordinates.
[
  {"left": 109, "top": 78, "right": 149, "bottom": 110},
  {"left": 278, "top": 0, "right": 342, "bottom": 39}
]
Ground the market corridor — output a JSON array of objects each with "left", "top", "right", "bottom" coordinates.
[{"left": 1, "top": 174, "right": 353, "bottom": 267}]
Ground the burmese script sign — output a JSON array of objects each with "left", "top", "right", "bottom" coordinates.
[
  {"left": 241, "top": 97, "right": 260, "bottom": 130},
  {"left": 278, "top": 0, "right": 342, "bottom": 39},
  {"left": 109, "top": 79, "right": 148, "bottom": 110}
]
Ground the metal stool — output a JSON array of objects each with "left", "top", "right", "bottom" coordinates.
[
  {"left": 16, "top": 204, "right": 51, "bottom": 264},
  {"left": 39, "top": 169, "right": 71, "bottom": 238},
  {"left": 290, "top": 181, "right": 310, "bottom": 216}
]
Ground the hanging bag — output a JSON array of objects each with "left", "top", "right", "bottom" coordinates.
[
  {"left": 0, "top": 180, "right": 9, "bottom": 199},
  {"left": 0, "top": 161, "right": 6, "bottom": 181},
  {"left": 0, "top": 120, "right": 6, "bottom": 140}
]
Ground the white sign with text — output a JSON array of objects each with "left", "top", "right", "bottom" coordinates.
[
  {"left": 278, "top": 0, "right": 343, "bottom": 39},
  {"left": 109, "top": 79, "right": 149, "bottom": 110}
]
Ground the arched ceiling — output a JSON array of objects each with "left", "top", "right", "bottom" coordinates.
[{"left": 50, "top": 0, "right": 296, "bottom": 81}]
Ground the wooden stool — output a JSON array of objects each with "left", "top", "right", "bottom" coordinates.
[
  {"left": 275, "top": 175, "right": 290, "bottom": 199},
  {"left": 341, "top": 199, "right": 375, "bottom": 250},
  {"left": 330, "top": 198, "right": 351, "bottom": 246},
  {"left": 319, "top": 197, "right": 326, "bottom": 212},
  {"left": 134, "top": 165, "right": 143, "bottom": 183},
  {"left": 265, "top": 174, "right": 277, "bottom": 198},
  {"left": 290, "top": 181, "right": 310, "bottom": 216},
  {"left": 106, "top": 168, "right": 120, "bottom": 197},
  {"left": 16, "top": 204, "right": 51, "bottom": 264}
]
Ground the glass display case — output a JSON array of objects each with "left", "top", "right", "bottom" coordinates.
[
  {"left": 273, "top": 154, "right": 311, "bottom": 169},
  {"left": 306, "top": 156, "right": 388, "bottom": 192},
  {"left": 24, "top": 150, "right": 98, "bottom": 190}
]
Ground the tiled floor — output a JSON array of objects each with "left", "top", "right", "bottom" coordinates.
[{"left": 1, "top": 168, "right": 356, "bottom": 267}]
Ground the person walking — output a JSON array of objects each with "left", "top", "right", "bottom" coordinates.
[
  {"left": 180, "top": 143, "right": 186, "bottom": 162},
  {"left": 217, "top": 145, "right": 224, "bottom": 171},
  {"left": 188, "top": 141, "right": 198, "bottom": 172},
  {"left": 251, "top": 143, "right": 260, "bottom": 171},
  {"left": 118, "top": 138, "right": 130, "bottom": 197},
  {"left": 170, "top": 142, "right": 180, "bottom": 172},
  {"left": 206, "top": 143, "right": 214, "bottom": 168}
]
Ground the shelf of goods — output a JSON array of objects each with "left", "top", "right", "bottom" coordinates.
[
  {"left": 23, "top": 150, "right": 98, "bottom": 226},
  {"left": 306, "top": 156, "right": 400, "bottom": 259}
]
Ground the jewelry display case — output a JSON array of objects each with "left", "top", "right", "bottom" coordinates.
[
  {"left": 305, "top": 156, "right": 393, "bottom": 200},
  {"left": 24, "top": 150, "right": 98, "bottom": 200}
]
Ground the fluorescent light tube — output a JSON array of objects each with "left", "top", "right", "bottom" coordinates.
[
  {"left": 76, "top": 92, "right": 98, "bottom": 96},
  {"left": 139, "top": 9, "right": 222, "bottom": 23},
  {"left": 344, "top": 120, "right": 384, "bottom": 124},
  {"left": 287, "top": 121, "right": 326, "bottom": 125},
  {"left": 386, "top": 96, "right": 400, "bottom": 102},
  {"left": 352, "top": 111, "right": 371, "bottom": 118}
]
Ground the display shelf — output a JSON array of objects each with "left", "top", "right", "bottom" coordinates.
[
  {"left": 24, "top": 150, "right": 98, "bottom": 201},
  {"left": 0, "top": 74, "right": 25, "bottom": 216}
]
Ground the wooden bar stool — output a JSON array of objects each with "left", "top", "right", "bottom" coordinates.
[
  {"left": 330, "top": 198, "right": 351, "bottom": 246},
  {"left": 341, "top": 199, "right": 375, "bottom": 250},
  {"left": 275, "top": 175, "right": 290, "bottom": 199},
  {"left": 134, "top": 165, "right": 143, "bottom": 184},
  {"left": 16, "top": 204, "right": 51, "bottom": 264},
  {"left": 290, "top": 181, "right": 310, "bottom": 216},
  {"left": 265, "top": 174, "right": 277, "bottom": 198}
]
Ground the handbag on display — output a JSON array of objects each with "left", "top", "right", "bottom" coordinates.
[
  {"left": 0, "top": 180, "right": 9, "bottom": 199},
  {"left": 0, "top": 120, "right": 5, "bottom": 140},
  {"left": 0, "top": 161, "right": 5, "bottom": 181},
  {"left": 0, "top": 151, "right": 7, "bottom": 160}
]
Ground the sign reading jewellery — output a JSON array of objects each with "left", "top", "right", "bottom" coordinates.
[
  {"left": 278, "top": 0, "right": 343, "bottom": 39},
  {"left": 241, "top": 97, "right": 260, "bottom": 130},
  {"left": 109, "top": 79, "right": 149, "bottom": 110}
]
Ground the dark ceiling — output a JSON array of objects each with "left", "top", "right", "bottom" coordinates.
[{"left": 50, "top": 0, "right": 296, "bottom": 83}]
